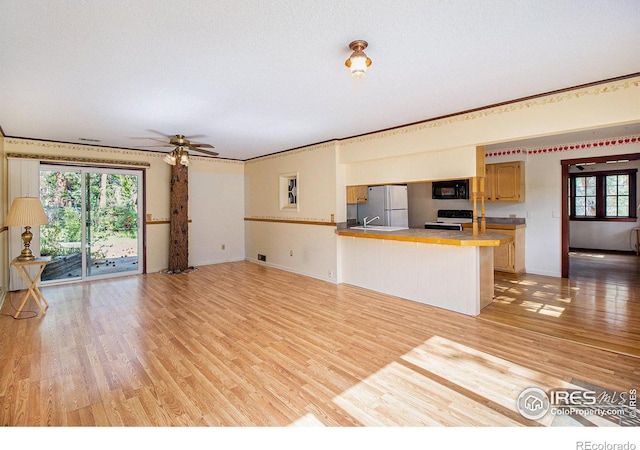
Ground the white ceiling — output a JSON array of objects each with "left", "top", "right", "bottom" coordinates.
[{"left": 1, "top": 1, "right": 639, "bottom": 161}]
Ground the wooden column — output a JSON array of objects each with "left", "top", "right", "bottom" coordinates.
[
  {"left": 476, "top": 146, "right": 487, "bottom": 235},
  {"left": 480, "top": 176, "right": 486, "bottom": 234},
  {"left": 169, "top": 162, "right": 189, "bottom": 272},
  {"left": 472, "top": 177, "right": 478, "bottom": 237}
]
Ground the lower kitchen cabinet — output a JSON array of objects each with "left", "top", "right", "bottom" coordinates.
[
  {"left": 463, "top": 223, "right": 525, "bottom": 274},
  {"left": 491, "top": 226, "right": 525, "bottom": 274}
]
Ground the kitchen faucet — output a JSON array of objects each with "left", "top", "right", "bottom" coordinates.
[{"left": 363, "top": 215, "right": 380, "bottom": 228}]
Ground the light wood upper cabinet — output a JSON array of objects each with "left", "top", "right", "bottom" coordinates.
[
  {"left": 347, "top": 185, "right": 368, "bottom": 204},
  {"left": 484, "top": 161, "right": 525, "bottom": 202}
]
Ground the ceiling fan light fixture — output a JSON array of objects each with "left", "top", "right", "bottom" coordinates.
[
  {"left": 163, "top": 152, "right": 177, "bottom": 165},
  {"left": 345, "top": 40, "right": 372, "bottom": 78},
  {"left": 180, "top": 152, "right": 189, "bottom": 166}
]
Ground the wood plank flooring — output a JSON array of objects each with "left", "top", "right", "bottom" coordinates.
[
  {"left": 481, "top": 250, "right": 640, "bottom": 357},
  {"left": 1, "top": 260, "right": 639, "bottom": 427}
]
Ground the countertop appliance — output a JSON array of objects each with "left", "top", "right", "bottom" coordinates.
[
  {"left": 357, "top": 185, "right": 409, "bottom": 227},
  {"left": 432, "top": 179, "right": 469, "bottom": 199},
  {"left": 424, "top": 209, "right": 473, "bottom": 231}
]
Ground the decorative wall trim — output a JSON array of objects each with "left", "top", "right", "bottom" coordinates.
[
  {"left": 4, "top": 138, "right": 244, "bottom": 167},
  {"left": 244, "top": 217, "right": 336, "bottom": 226},
  {"left": 245, "top": 141, "right": 337, "bottom": 164},
  {"left": 485, "top": 135, "right": 640, "bottom": 158},
  {"left": 146, "top": 220, "right": 192, "bottom": 225},
  {"left": 341, "top": 77, "right": 640, "bottom": 148},
  {"left": 6, "top": 152, "right": 150, "bottom": 167},
  {"left": 6, "top": 138, "right": 154, "bottom": 159}
]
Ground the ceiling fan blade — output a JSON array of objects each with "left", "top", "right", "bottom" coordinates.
[
  {"left": 188, "top": 146, "right": 219, "bottom": 157},
  {"left": 146, "top": 129, "right": 174, "bottom": 138},
  {"left": 186, "top": 134, "right": 206, "bottom": 139},
  {"left": 135, "top": 144, "right": 174, "bottom": 148},
  {"left": 189, "top": 142, "right": 214, "bottom": 148},
  {"left": 130, "top": 136, "right": 173, "bottom": 144}
]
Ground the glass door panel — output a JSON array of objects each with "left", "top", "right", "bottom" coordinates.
[
  {"left": 85, "top": 171, "right": 141, "bottom": 277},
  {"left": 40, "top": 168, "right": 83, "bottom": 282}
]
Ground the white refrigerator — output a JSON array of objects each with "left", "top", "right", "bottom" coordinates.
[{"left": 357, "top": 185, "right": 409, "bottom": 227}]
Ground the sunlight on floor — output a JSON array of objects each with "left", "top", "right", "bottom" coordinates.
[
  {"left": 328, "top": 335, "right": 586, "bottom": 426},
  {"left": 493, "top": 295, "right": 517, "bottom": 304},
  {"left": 538, "top": 305, "right": 565, "bottom": 317},
  {"left": 509, "top": 280, "right": 538, "bottom": 286},
  {"left": 518, "top": 300, "right": 565, "bottom": 317},
  {"left": 289, "top": 413, "right": 326, "bottom": 427},
  {"left": 521, "top": 300, "right": 544, "bottom": 312},
  {"left": 570, "top": 252, "right": 606, "bottom": 259}
]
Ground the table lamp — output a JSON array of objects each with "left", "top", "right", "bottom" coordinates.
[{"left": 4, "top": 197, "right": 49, "bottom": 261}]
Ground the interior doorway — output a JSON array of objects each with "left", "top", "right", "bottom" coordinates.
[
  {"left": 561, "top": 152, "right": 640, "bottom": 277},
  {"left": 39, "top": 164, "right": 144, "bottom": 283}
]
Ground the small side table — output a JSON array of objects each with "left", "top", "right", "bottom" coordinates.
[
  {"left": 9, "top": 256, "right": 51, "bottom": 318},
  {"left": 634, "top": 228, "right": 640, "bottom": 256}
]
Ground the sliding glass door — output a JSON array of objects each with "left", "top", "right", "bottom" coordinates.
[{"left": 39, "top": 165, "right": 143, "bottom": 283}]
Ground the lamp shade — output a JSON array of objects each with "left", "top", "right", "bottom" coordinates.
[
  {"left": 163, "top": 152, "right": 177, "bottom": 165},
  {"left": 345, "top": 40, "right": 372, "bottom": 78},
  {"left": 4, "top": 197, "right": 49, "bottom": 227}
]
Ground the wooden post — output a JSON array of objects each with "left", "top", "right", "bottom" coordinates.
[
  {"left": 472, "top": 177, "right": 478, "bottom": 237},
  {"left": 480, "top": 176, "right": 486, "bottom": 234},
  {"left": 169, "top": 162, "right": 189, "bottom": 272},
  {"left": 476, "top": 146, "right": 487, "bottom": 235}
]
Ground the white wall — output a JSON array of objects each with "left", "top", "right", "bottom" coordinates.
[
  {"left": 244, "top": 142, "right": 339, "bottom": 282},
  {"left": 145, "top": 156, "right": 246, "bottom": 272},
  {"left": 188, "top": 165, "right": 245, "bottom": 267}
]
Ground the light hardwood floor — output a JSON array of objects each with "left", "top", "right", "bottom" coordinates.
[
  {"left": 1, "top": 260, "right": 638, "bottom": 426},
  {"left": 481, "top": 250, "right": 640, "bottom": 358}
]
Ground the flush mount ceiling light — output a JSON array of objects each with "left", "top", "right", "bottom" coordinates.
[{"left": 345, "top": 40, "right": 372, "bottom": 78}]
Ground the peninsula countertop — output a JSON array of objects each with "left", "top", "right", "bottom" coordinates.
[{"left": 336, "top": 226, "right": 512, "bottom": 247}]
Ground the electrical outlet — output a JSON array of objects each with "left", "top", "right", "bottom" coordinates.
[
  {"left": 221, "top": 244, "right": 225, "bottom": 250},
  {"left": 328, "top": 269, "right": 333, "bottom": 278}
]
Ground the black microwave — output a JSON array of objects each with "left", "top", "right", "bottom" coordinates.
[{"left": 432, "top": 179, "right": 469, "bottom": 199}]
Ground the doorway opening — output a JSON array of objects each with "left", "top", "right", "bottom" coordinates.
[
  {"left": 561, "top": 151, "right": 640, "bottom": 277},
  {"left": 39, "top": 165, "right": 144, "bottom": 283}
]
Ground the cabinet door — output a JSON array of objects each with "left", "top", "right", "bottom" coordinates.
[
  {"left": 493, "top": 162, "right": 523, "bottom": 202},
  {"left": 347, "top": 186, "right": 369, "bottom": 204},
  {"left": 347, "top": 186, "right": 358, "bottom": 204},
  {"left": 482, "top": 161, "right": 525, "bottom": 202},
  {"left": 493, "top": 229, "right": 515, "bottom": 272},
  {"left": 356, "top": 185, "right": 368, "bottom": 203},
  {"left": 484, "top": 165, "right": 495, "bottom": 201},
  {"left": 494, "top": 242, "right": 515, "bottom": 272}
]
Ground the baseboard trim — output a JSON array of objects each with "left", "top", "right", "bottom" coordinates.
[{"left": 244, "top": 257, "right": 337, "bottom": 284}]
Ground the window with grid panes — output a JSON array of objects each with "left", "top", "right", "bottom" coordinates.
[{"left": 569, "top": 169, "right": 637, "bottom": 221}]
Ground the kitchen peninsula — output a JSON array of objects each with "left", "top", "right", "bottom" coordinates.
[{"left": 336, "top": 226, "right": 512, "bottom": 316}]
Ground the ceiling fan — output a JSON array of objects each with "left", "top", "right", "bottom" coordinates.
[{"left": 133, "top": 131, "right": 218, "bottom": 165}]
